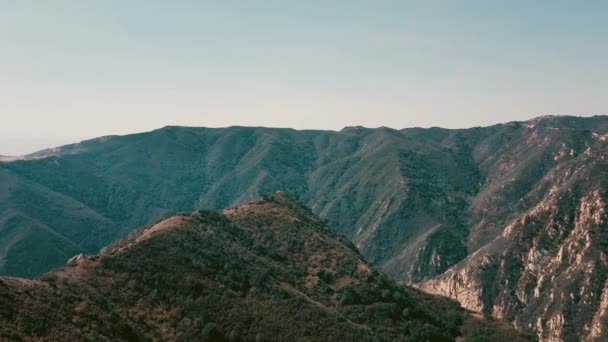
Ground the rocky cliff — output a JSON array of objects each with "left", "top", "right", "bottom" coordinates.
[{"left": 421, "top": 116, "right": 608, "bottom": 341}]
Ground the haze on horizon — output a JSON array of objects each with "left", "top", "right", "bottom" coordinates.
[{"left": 1, "top": 1, "right": 607, "bottom": 155}]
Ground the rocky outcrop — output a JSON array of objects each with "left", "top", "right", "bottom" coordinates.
[{"left": 420, "top": 119, "right": 608, "bottom": 341}]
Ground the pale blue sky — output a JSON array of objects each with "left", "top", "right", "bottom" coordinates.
[{"left": 1, "top": 1, "right": 607, "bottom": 154}]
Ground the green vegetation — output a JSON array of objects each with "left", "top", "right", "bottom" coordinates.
[
  {"left": 2, "top": 115, "right": 607, "bottom": 340},
  {"left": 0, "top": 193, "right": 526, "bottom": 341}
]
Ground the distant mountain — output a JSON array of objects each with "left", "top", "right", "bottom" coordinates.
[
  {"left": 0, "top": 193, "right": 524, "bottom": 341},
  {"left": 1, "top": 115, "right": 607, "bottom": 340},
  {"left": 0, "top": 167, "right": 120, "bottom": 276},
  {"left": 0, "top": 123, "right": 483, "bottom": 281}
]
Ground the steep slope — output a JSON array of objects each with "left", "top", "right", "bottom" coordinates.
[
  {"left": 421, "top": 117, "right": 608, "bottom": 341},
  {"left": 0, "top": 193, "right": 525, "bottom": 341},
  {"left": 0, "top": 168, "right": 119, "bottom": 276}
]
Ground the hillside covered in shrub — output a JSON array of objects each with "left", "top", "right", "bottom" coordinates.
[{"left": 0, "top": 193, "right": 525, "bottom": 341}]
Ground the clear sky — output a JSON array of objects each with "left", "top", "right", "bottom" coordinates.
[{"left": 1, "top": 1, "right": 607, "bottom": 155}]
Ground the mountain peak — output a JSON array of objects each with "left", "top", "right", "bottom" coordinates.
[
  {"left": 261, "top": 190, "right": 296, "bottom": 203},
  {"left": 0, "top": 194, "right": 526, "bottom": 341}
]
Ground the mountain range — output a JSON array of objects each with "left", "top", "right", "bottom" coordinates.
[
  {"left": 0, "top": 193, "right": 523, "bottom": 341},
  {"left": 1, "top": 115, "right": 607, "bottom": 341}
]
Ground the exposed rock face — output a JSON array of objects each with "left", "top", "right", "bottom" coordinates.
[{"left": 421, "top": 117, "right": 608, "bottom": 341}]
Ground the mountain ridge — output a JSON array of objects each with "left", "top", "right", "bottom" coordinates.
[
  {"left": 3, "top": 115, "right": 605, "bottom": 161},
  {"left": 0, "top": 193, "right": 526, "bottom": 341}
]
